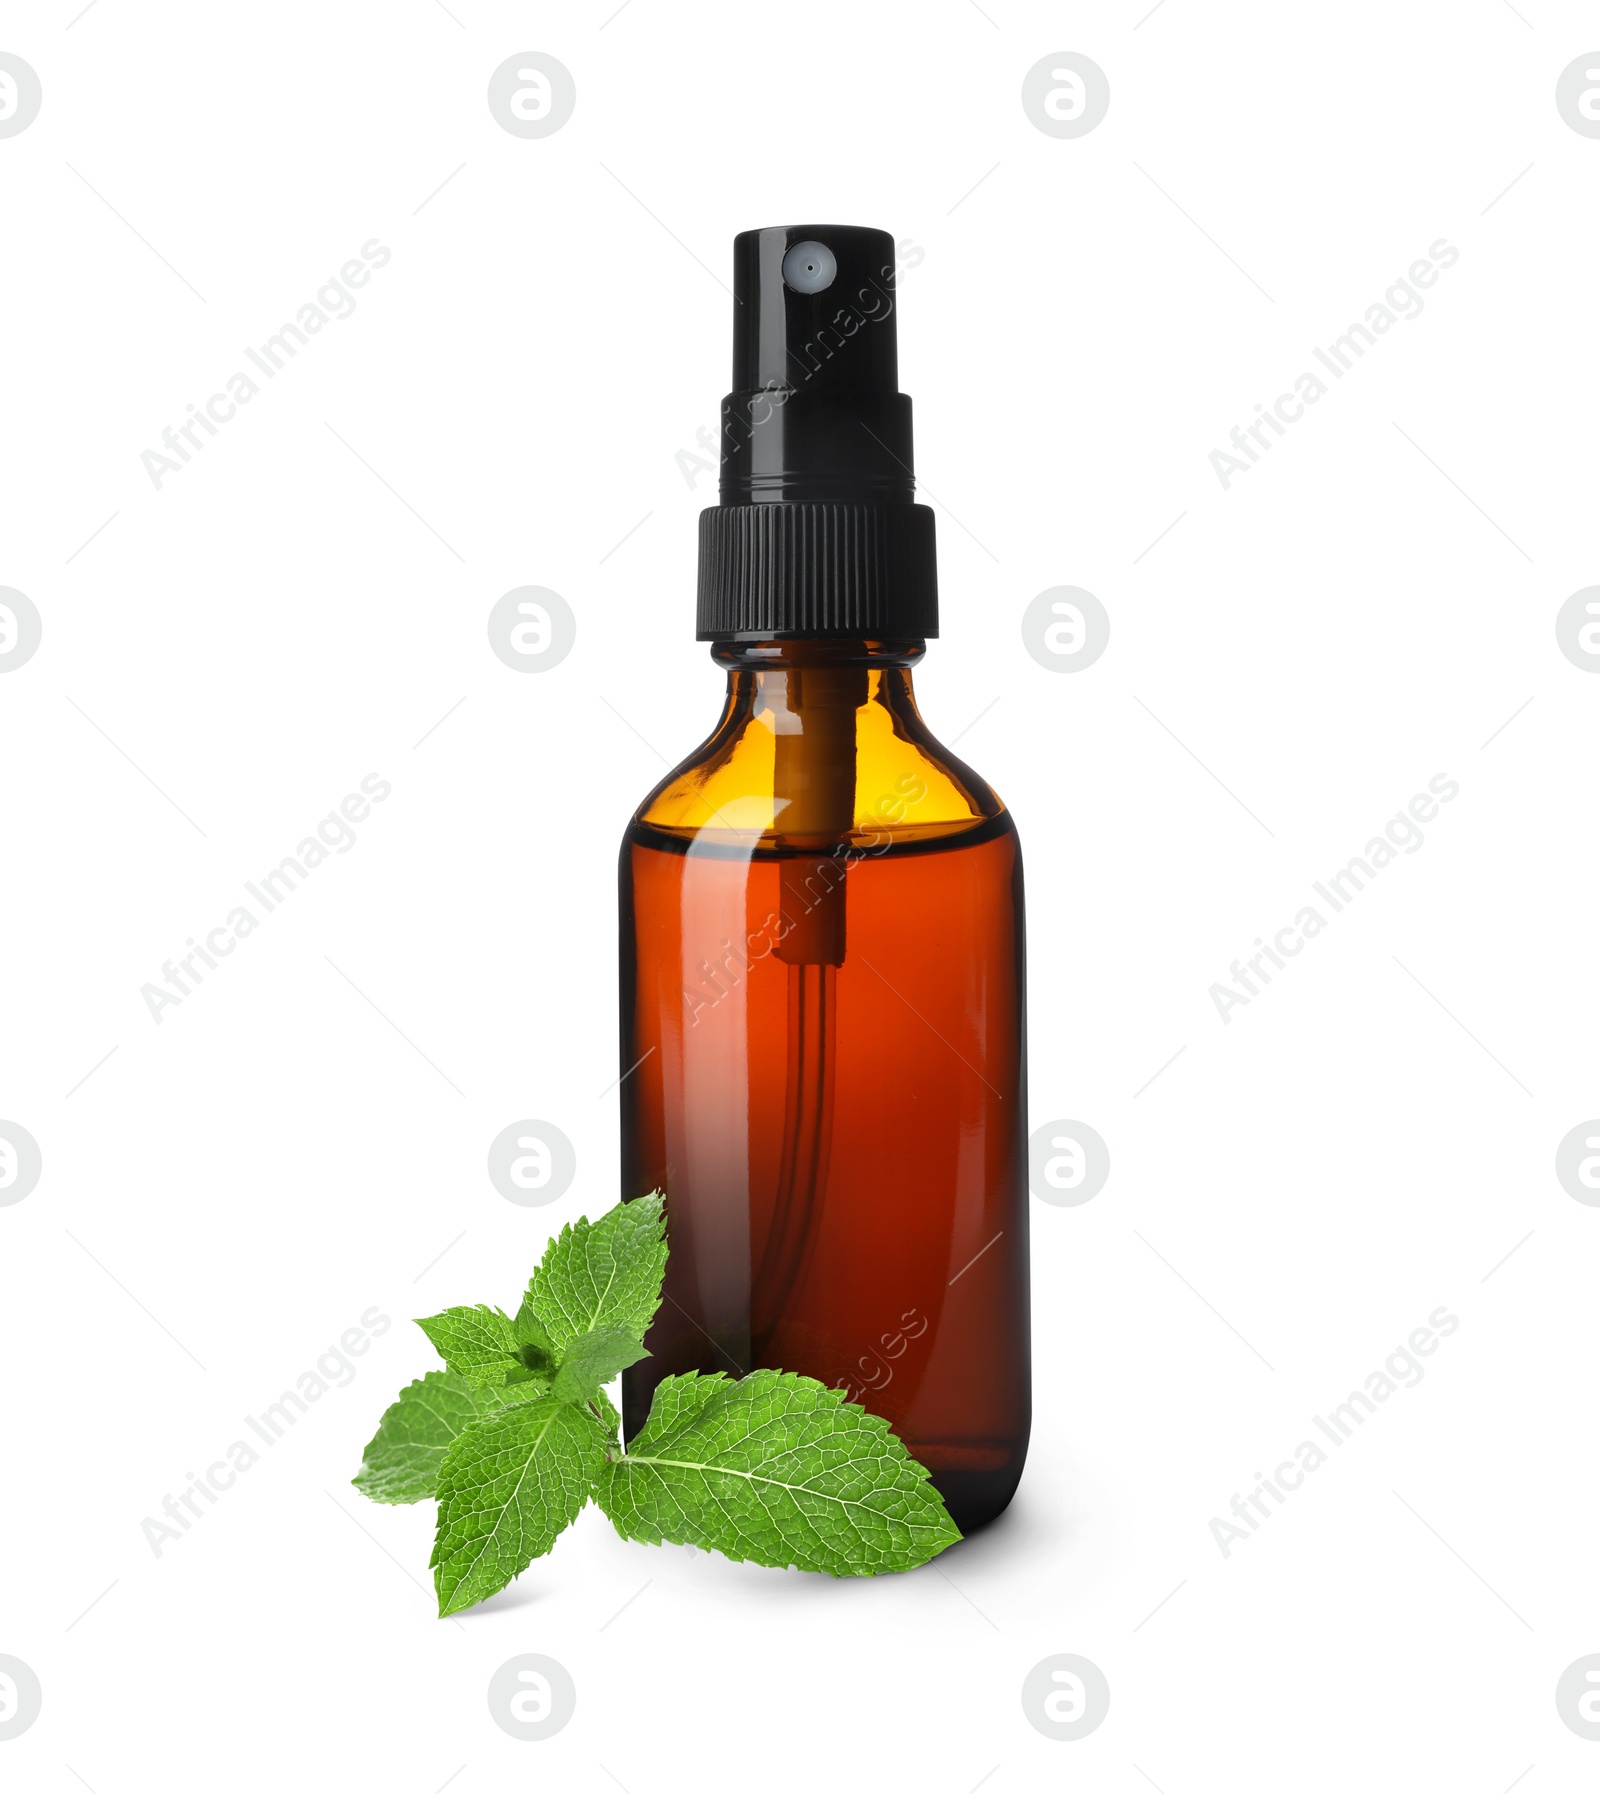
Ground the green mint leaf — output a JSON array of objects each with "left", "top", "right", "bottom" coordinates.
[
  {"left": 588, "top": 1385, "right": 622, "bottom": 1441},
  {"left": 598, "top": 1370, "right": 961, "bottom": 1576},
  {"left": 520, "top": 1298, "right": 563, "bottom": 1349},
  {"left": 430, "top": 1397, "right": 606, "bottom": 1616},
  {"left": 505, "top": 1364, "right": 553, "bottom": 1389},
  {"left": 415, "top": 1305, "right": 521, "bottom": 1388},
  {"left": 352, "top": 1371, "right": 529, "bottom": 1506},
  {"left": 524, "top": 1192, "right": 667, "bottom": 1353},
  {"left": 511, "top": 1305, "right": 557, "bottom": 1381},
  {"left": 551, "top": 1325, "right": 651, "bottom": 1405}
]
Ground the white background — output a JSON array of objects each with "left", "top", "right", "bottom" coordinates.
[{"left": 3, "top": 2, "right": 1598, "bottom": 1789}]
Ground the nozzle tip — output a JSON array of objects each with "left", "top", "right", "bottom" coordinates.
[{"left": 731, "top": 225, "right": 899, "bottom": 393}]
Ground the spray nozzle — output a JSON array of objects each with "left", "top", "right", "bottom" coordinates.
[
  {"left": 780, "top": 239, "right": 837, "bottom": 294},
  {"left": 721, "top": 224, "right": 913, "bottom": 503}
]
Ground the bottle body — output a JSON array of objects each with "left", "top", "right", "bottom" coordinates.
[{"left": 618, "top": 641, "right": 1029, "bottom": 1534}]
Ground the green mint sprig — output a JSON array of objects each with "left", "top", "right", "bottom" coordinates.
[{"left": 353, "top": 1193, "right": 960, "bottom": 1614}]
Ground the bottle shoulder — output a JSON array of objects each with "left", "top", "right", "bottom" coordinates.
[{"left": 632, "top": 681, "right": 1007, "bottom": 851}]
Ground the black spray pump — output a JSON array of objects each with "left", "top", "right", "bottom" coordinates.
[{"left": 696, "top": 224, "right": 939, "bottom": 642}]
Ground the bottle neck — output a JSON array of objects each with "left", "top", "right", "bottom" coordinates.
[{"left": 709, "top": 637, "right": 924, "bottom": 714}]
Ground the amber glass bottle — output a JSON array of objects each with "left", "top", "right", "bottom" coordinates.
[{"left": 618, "top": 226, "right": 1029, "bottom": 1533}]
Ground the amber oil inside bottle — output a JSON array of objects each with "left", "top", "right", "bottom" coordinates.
[{"left": 619, "top": 637, "right": 1029, "bottom": 1534}]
